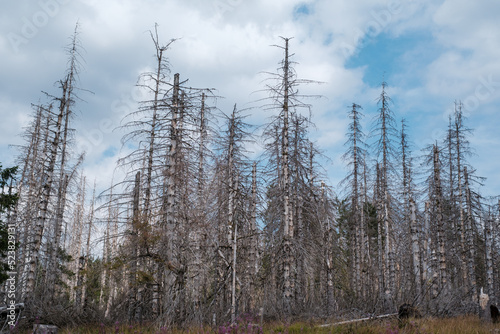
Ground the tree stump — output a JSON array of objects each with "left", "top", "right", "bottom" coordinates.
[
  {"left": 491, "top": 305, "right": 500, "bottom": 324},
  {"left": 398, "top": 304, "right": 421, "bottom": 319}
]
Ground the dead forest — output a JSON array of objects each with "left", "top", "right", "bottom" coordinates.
[{"left": 2, "top": 26, "right": 500, "bottom": 327}]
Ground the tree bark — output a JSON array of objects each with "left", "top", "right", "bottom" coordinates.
[
  {"left": 409, "top": 198, "right": 422, "bottom": 302},
  {"left": 464, "top": 167, "right": 477, "bottom": 303},
  {"left": 281, "top": 37, "right": 294, "bottom": 316},
  {"left": 128, "top": 171, "right": 141, "bottom": 323}
]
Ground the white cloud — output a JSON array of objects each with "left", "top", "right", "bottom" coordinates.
[{"left": 1, "top": 0, "right": 499, "bottom": 198}]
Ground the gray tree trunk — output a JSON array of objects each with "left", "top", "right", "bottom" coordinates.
[
  {"left": 464, "top": 167, "right": 477, "bottom": 304},
  {"left": 410, "top": 198, "right": 422, "bottom": 302}
]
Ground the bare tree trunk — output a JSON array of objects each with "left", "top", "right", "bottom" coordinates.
[
  {"left": 484, "top": 213, "right": 494, "bottom": 299},
  {"left": 44, "top": 27, "right": 79, "bottom": 301},
  {"left": 128, "top": 171, "right": 140, "bottom": 323},
  {"left": 17, "top": 106, "right": 44, "bottom": 302},
  {"left": 248, "top": 162, "right": 258, "bottom": 310},
  {"left": 105, "top": 200, "right": 119, "bottom": 319},
  {"left": 464, "top": 167, "right": 477, "bottom": 304},
  {"left": 99, "top": 209, "right": 109, "bottom": 311},
  {"left": 409, "top": 198, "right": 421, "bottom": 302},
  {"left": 81, "top": 181, "right": 96, "bottom": 311},
  {"left": 375, "top": 164, "right": 385, "bottom": 303},
  {"left": 362, "top": 154, "right": 370, "bottom": 301},
  {"left": 231, "top": 221, "right": 238, "bottom": 324},
  {"left": 322, "top": 182, "right": 336, "bottom": 315},
  {"left": 48, "top": 173, "right": 69, "bottom": 296},
  {"left": 190, "top": 93, "right": 207, "bottom": 313},
  {"left": 378, "top": 82, "right": 395, "bottom": 309},
  {"left": 446, "top": 116, "right": 459, "bottom": 289},
  {"left": 351, "top": 104, "right": 361, "bottom": 298},
  {"left": 422, "top": 201, "right": 431, "bottom": 301},
  {"left": 455, "top": 103, "right": 468, "bottom": 286},
  {"left": 383, "top": 191, "right": 394, "bottom": 307},
  {"left": 27, "top": 102, "right": 64, "bottom": 297},
  {"left": 281, "top": 37, "right": 294, "bottom": 316},
  {"left": 433, "top": 145, "right": 447, "bottom": 292},
  {"left": 227, "top": 107, "right": 237, "bottom": 324},
  {"left": 71, "top": 175, "right": 86, "bottom": 309},
  {"left": 431, "top": 249, "right": 439, "bottom": 299},
  {"left": 165, "top": 73, "right": 180, "bottom": 260}
]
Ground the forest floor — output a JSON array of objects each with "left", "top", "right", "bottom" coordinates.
[{"left": 22, "top": 316, "right": 500, "bottom": 334}]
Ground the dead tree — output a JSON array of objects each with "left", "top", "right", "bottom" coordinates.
[
  {"left": 409, "top": 198, "right": 421, "bottom": 302},
  {"left": 371, "top": 81, "right": 398, "bottom": 310},
  {"left": 432, "top": 145, "right": 447, "bottom": 293},
  {"left": 453, "top": 102, "right": 471, "bottom": 287},
  {"left": 464, "top": 167, "right": 477, "bottom": 304},
  {"left": 260, "top": 37, "right": 320, "bottom": 317},
  {"left": 400, "top": 119, "right": 420, "bottom": 301},
  {"left": 341, "top": 103, "right": 367, "bottom": 299},
  {"left": 128, "top": 171, "right": 141, "bottom": 323}
]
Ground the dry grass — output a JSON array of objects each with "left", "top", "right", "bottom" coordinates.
[
  {"left": 15, "top": 316, "right": 500, "bottom": 333},
  {"left": 318, "top": 316, "right": 499, "bottom": 334}
]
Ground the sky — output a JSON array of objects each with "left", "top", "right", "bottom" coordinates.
[{"left": 1, "top": 0, "right": 499, "bottom": 199}]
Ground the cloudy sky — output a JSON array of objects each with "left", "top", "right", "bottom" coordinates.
[{"left": 1, "top": 0, "right": 499, "bottom": 198}]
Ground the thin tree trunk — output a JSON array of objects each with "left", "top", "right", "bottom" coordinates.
[
  {"left": 17, "top": 105, "right": 43, "bottom": 301},
  {"left": 484, "top": 213, "right": 494, "bottom": 298},
  {"left": 231, "top": 222, "right": 238, "bottom": 324},
  {"left": 352, "top": 104, "right": 361, "bottom": 298},
  {"left": 248, "top": 162, "right": 258, "bottom": 310},
  {"left": 322, "top": 182, "right": 335, "bottom": 315},
  {"left": 455, "top": 103, "right": 468, "bottom": 286},
  {"left": 165, "top": 73, "right": 180, "bottom": 260},
  {"left": 128, "top": 171, "right": 141, "bottom": 323},
  {"left": 379, "top": 83, "right": 394, "bottom": 309},
  {"left": 27, "top": 102, "right": 64, "bottom": 297},
  {"left": 375, "top": 164, "right": 385, "bottom": 302},
  {"left": 72, "top": 175, "right": 86, "bottom": 308},
  {"left": 464, "top": 167, "right": 477, "bottom": 304},
  {"left": 281, "top": 37, "right": 294, "bottom": 316},
  {"left": 446, "top": 116, "right": 458, "bottom": 289},
  {"left": 410, "top": 198, "right": 421, "bottom": 302},
  {"left": 105, "top": 199, "right": 119, "bottom": 319},
  {"left": 433, "top": 145, "right": 447, "bottom": 291},
  {"left": 81, "top": 181, "right": 96, "bottom": 311},
  {"left": 99, "top": 209, "right": 110, "bottom": 310},
  {"left": 422, "top": 201, "right": 431, "bottom": 300}
]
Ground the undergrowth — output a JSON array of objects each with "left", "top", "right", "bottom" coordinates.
[{"left": 16, "top": 315, "right": 500, "bottom": 333}]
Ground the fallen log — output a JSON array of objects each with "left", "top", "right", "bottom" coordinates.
[{"left": 318, "top": 313, "right": 398, "bottom": 327}]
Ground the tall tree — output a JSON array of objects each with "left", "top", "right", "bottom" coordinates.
[
  {"left": 400, "top": 119, "right": 420, "bottom": 301},
  {"left": 12, "top": 26, "right": 86, "bottom": 312},
  {"left": 371, "top": 81, "right": 398, "bottom": 310},
  {"left": 260, "top": 37, "right": 321, "bottom": 316},
  {"left": 341, "top": 103, "right": 367, "bottom": 298}
]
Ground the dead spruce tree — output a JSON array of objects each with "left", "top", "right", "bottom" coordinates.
[
  {"left": 211, "top": 105, "right": 256, "bottom": 324},
  {"left": 448, "top": 102, "right": 474, "bottom": 289},
  {"left": 12, "top": 26, "right": 86, "bottom": 319},
  {"left": 432, "top": 144, "right": 447, "bottom": 297},
  {"left": 341, "top": 103, "right": 368, "bottom": 300},
  {"left": 260, "top": 37, "right": 324, "bottom": 317},
  {"left": 399, "top": 119, "right": 420, "bottom": 302},
  {"left": 110, "top": 26, "right": 216, "bottom": 324},
  {"left": 371, "top": 81, "right": 399, "bottom": 311},
  {"left": 441, "top": 102, "right": 486, "bottom": 307},
  {"left": 289, "top": 113, "right": 329, "bottom": 314},
  {"left": 116, "top": 27, "right": 178, "bottom": 323},
  {"left": 420, "top": 142, "right": 465, "bottom": 312}
]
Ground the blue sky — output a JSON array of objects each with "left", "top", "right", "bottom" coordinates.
[{"left": 1, "top": 0, "right": 499, "bottom": 198}]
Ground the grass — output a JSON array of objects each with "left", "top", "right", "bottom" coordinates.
[
  {"left": 16, "top": 316, "right": 500, "bottom": 333},
  {"left": 318, "top": 316, "right": 499, "bottom": 334}
]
